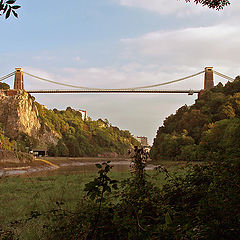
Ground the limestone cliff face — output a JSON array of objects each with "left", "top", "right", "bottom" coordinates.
[{"left": 0, "top": 90, "right": 59, "bottom": 145}]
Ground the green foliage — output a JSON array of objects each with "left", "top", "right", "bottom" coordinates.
[
  {"left": 16, "top": 133, "right": 38, "bottom": 152},
  {"left": 38, "top": 148, "right": 240, "bottom": 239},
  {"left": 151, "top": 77, "right": 240, "bottom": 161},
  {"left": 35, "top": 103, "right": 139, "bottom": 157},
  {"left": 200, "top": 118, "right": 240, "bottom": 160},
  {"left": 0, "top": 82, "right": 10, "bottom": 90},
  {"left": 83, "top": 161, "right": 118, "bottom": 239},
  {"left": 39, "top": 147, "right": 165, "bottom": 240},
  {"left": 47, "top": 143, "right": 58, "bottom": 157},
  {"left": 0, "top": 228, "right": 15, "bottom": 240},
  {"left": 84, "top": 161, "right": 118, "bottom": 202},
  {"left": 1, "top": 151, "right": 240, "bottom": 239},
  {"left": 0, "top": 125, "right": 17, "bottom": 151},
  {"left": 0, "top": 0, "right": 21, "bottom": 19},
  {"left": 161, "top": 158, "right": 240, "bottom": 239}
]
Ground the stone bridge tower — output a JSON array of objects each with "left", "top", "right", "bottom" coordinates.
[
  {"left": 204, "top": 67, "right": 214, "bottom": 90},
  {"left": 14, "top": 68, "right": 24, "bottom": 90}
]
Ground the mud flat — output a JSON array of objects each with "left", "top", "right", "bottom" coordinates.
[{"left": 0, "top": 157, "right": 157, "bottom": 177}]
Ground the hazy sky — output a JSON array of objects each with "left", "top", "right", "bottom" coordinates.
[{"left": 1, "top": 0, "right": 240, "bottom": 144}]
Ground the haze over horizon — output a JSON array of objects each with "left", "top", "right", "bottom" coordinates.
[{"left": 1, "top": 0, "right": 240, "bottom": 144}]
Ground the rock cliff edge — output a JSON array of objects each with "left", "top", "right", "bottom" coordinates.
[{"left": 0, "top": 90, "right": 59, "bottom": 146}]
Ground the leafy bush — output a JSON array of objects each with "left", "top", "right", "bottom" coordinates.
[
  {"left": 41, "top": 149, "right": 240, "bottom": 240},
  {"left": 3, "top": 148, "right": 240, "bottom": 239},
  {"left": 161, "top": 158, "right": 240, "bottom": 239}
]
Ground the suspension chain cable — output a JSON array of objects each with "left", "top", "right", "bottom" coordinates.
[
  {"left": 0, "top": 72, "right": 15, "bottom": 81},
  {"left": 1, "top": 70, "right": 235, "bottom": 90},
  {"left": 23, "top": 70, "right": 204, "bottom": 90},
  {"left": 213, "top": 70, "right": 235, "bottom": 82},
  {"left": 135, "top": 71, "right": 204, "bottom": 89},
  {"left": 23, "top": 72, "right": 91, "bottom": 89}
]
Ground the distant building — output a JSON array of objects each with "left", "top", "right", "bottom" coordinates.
[
  {"left": 136, "top": 136, "right": 148, "bottom": 147},
  {"left": 78, "top": 110, "right": 87, "bottom": 121}
]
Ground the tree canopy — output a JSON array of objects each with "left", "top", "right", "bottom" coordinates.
[
  {"left": 150, "top": 76, "right": 240, "bottom": 161},
  {"left": 0, "top": 0, "right": 231, "bottom": 20},
  {"left": 185, "top": 0, "right": 230, "bottom": 10},
  {"left": 0, "top": 0, "right": 21, "bottom": 19},
  {"left": 35, "top": 104, "right": 139, "bottom": 157},
  {"left": 0, "top": 82, "right": 10, "bottom": 90}
]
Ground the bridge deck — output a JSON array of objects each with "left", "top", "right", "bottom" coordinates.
[{"left": 27, "top": 89, "right": 201, "bottom": 94}]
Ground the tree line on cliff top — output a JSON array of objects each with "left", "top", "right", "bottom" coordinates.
[
  {"left": 0, "top": 82, "right": 139, "bottom": 156},
  {"left": 150, "top": 76, "right": 240, "bottom": 162},
  {"left": 35, "top": 104, "right": 139, "bottom": 157}
]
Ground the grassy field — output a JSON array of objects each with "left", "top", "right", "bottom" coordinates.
[
  {"left": 0, "top": 173, "right": 105, "bottom": 223},
  {"left": 0, "top": 169, "right": 186, "bottom": 219},
  {"left": 0, "top": 161, "right": 190, "bottom": 239},
  {"left": 0, "top": 172, "right": 102, "bottom": 239}
]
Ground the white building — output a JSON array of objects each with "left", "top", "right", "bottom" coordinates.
[{"left": 78, "top": 110, "right": 87, "bottom": 121}]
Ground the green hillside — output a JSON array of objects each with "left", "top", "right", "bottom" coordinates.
[
  {"left": 35, "top": 104, "right": 139, "bottom": 157},
  {"left": 0, "top": 82, "right": 139, "bottom": 156},
  {"left": 150, "top": 76, "right": 240, "bottom": 161},
  {"left": 0, "top": 125, "right": 16, "bottom": 151}
]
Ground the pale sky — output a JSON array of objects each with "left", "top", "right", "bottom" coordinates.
[{"left": 1, "top": 0, "right": 240, "bottom": 144}]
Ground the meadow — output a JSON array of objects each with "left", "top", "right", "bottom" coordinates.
[
  {"left": 0, "top": 169, "right": 174, "bottom": 223},
  {"left": 0, "top": 160, "right": 188, "bottom": 239}
]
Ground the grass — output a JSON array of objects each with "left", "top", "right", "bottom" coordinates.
[
  {"left": 0, "top": 173, "right": 93, "bottom": 224},
  {"left": 0, "top": 166, "right": 187, "bottom": 222},
  {"left": 0, "top": 172, "right": 99, "bottom": 239},
  {"left": 0, "top": 162, "right": 190, "bottom": 239}
]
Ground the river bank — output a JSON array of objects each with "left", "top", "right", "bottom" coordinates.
[
  {"left": 0, "top": 157, "right": 134, "bottom": 176},
  {"left": 0, "top": 150, "right": 34, "bottom": 164},
  {"left": 0, "top": 155, "right": 198, "bottom": 177},
  {"left": 0, "top": 156, "right": 128, "bottom": 168}
]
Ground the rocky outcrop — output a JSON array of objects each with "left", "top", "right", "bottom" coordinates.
[
  {"left": 0, "top": 90, "right": 59, "bottom": 146},
  {"left": 0, "top": 90, "right": 40, "bottom": 137}
]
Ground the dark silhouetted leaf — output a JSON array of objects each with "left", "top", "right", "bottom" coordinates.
[
  {"left": 6, "top": 0, "right": 16, "bottom": 4},
  {"left": 95, "top": 163, "right": 102, "bottom": 169},
  {"left": 12, "top": 9, "right": 17, "bottom": 17},
  {"left": 3, "top": 5, "right": 7, "bottom": 13},
  {"left": 5, "top": 7, "right": 11, "bottom": 19},
  {"left": 11, "top": 5, "right": 20, "bottom": 9},
  {"left": 12, "top": 10, "right": 18, "bottom": 18}
]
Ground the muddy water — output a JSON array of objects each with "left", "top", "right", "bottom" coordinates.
[
  {"left": 0, "top": 158, "right": 157, "bottom": 177},
  {"left": 40, "top": 160, "right": 133, "bottom": 177}
]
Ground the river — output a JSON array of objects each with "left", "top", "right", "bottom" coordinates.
[{"left": 0, "top": 157, "right": 157, "bottom": 177}]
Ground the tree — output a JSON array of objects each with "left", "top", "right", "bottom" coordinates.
[
  {"left": 185, "top": 0, "right": 230, "bottom": 10},
  {"left": 0, "top": 82, "right": 10, "bottom": 90},
  {"left": 0, "top": 0, "right": 230, "bottom": 21},
  {"left": 200, "top": 118, "right": 240, "bottom": 160},
  {"left": 0, "top": 0, "right": 21, "bottom": 19},
  {"left": 56, "top": 139, "right": 69, "bottom": 157}
]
